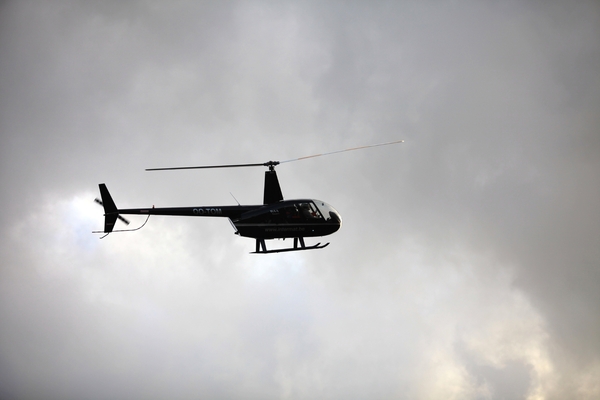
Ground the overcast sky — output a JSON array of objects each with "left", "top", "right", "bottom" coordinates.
[{"left": 1, "top": 1, "right": 599, "bottom": 399}]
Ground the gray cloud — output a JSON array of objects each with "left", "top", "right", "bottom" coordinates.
[{"left": 1, "top": 1, "right": 599, "bottom": 399}]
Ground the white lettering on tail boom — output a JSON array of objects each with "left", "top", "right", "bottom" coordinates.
[{"left": 193, "top": 208, "right": 223, "bottom": 216}]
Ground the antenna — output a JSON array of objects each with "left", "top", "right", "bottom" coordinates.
[{"left": 230, "top": 192, "right": 241, "bottom": 206}]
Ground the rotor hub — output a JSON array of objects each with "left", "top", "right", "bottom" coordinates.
[{"left": 264, "top": 161, "right": 280, "bottom": 171}]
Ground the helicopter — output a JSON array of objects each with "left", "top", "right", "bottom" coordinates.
[{"left": 95, "top": 140, "right": 403, "bottom": 253}]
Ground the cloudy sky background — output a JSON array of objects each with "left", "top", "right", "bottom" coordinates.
[{"left": 1, "top": 1, "right": 599, "bottom": 399}]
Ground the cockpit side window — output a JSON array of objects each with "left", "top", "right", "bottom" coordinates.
[
  {"left": 298, "top": 202, "right": 323, "bottom": 220},
  {"left": 276, "top": 202, "right": 323, "bottom": 222}
]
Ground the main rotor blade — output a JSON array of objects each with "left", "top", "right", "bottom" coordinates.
[
  {"left": 146, "top": 140, "right": 403, "bottom": 171},
  {"left": 146, "top": 162, "right": 273, "bottom": 171},
  {"left": 279, "top": 139, "right": 404, "bottom": 164}
]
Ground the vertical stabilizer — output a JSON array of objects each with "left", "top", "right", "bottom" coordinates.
[{"left": 98, "top": 183, "right": 121, "bottom": 233}]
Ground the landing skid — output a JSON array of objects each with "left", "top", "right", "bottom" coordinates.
[{"left": 252, "top": 238, "right": 330, "bottom": 254}]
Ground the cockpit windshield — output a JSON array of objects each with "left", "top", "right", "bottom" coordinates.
[{"left": 314, "top": 200, "right": 342, "bottom": 224}]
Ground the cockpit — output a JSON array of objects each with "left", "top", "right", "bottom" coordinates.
[
  {"left": 313, "top": 200, "right": 342, "bottom": 225},
  {"left": 240, "top": 199, "right": 342, "bottom": 227}
]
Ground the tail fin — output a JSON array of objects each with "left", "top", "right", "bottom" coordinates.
[{"left": 98, "top": 184, "right": 128, "bottom": 233}]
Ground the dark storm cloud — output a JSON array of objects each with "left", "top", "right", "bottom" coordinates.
[{"left": 1, "top": 1, "right": 599, "bottom": 399}]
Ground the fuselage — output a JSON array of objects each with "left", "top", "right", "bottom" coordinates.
[{"left": 116, "top": 199, "right": 342, "bottom": 239}]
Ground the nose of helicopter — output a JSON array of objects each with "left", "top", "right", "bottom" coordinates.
[
  {"left": 330, "top": 210, "right": 342, "bottom": 228},
  {"left": 314, "top": 200, "right": 342, "bottom": 232}
]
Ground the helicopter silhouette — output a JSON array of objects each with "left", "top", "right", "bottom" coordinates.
[{"left": 95, "top": 140, "right": 403, "bottom": 253}]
